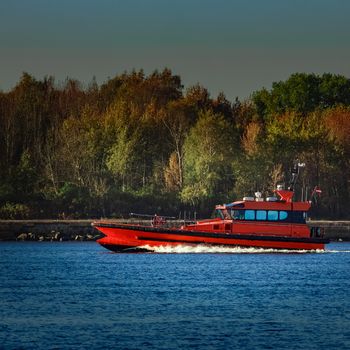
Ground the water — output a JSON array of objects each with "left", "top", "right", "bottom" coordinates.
[{"left": 0, "top": 242, "right": 349, "bottom": 350}]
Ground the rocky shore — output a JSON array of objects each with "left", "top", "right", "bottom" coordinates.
[
  {"left": 311, "top": 220, "right": 350, "bottom": 241},
  {"left": 0, "top": 220, "right": 100, "bottom": 241},
  {"left": 14, "top": 231, "right": 101, "bottom": 242},
  {"left": 0, "top": 219, "right": 349, "bottom": 242}
]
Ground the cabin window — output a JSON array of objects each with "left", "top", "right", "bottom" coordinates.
[
  {"left": 228, "top": 209, "right": 305, "bottom": 223},
  {"left": 214, "top": 209, "right": 224, "bottom": 219},
  {"left": 231, "top": 209, "right": 245, "bottom": 220},
  {"left": 279, "top": 211, "right": 288, "bottom": 220},
  {"left": 256, "top": 210, "right": 267, "bottom": 220},
  {"left": 245, "top": 210, "right": 255, "bottom": 220},
  {"left": 268, "top": 210, "right": 278, "bottom": 221}
]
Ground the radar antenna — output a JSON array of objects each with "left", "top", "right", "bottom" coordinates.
[{"left": 288, "top": 161, "right": 305, "bottom": 191}]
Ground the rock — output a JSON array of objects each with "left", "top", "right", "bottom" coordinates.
[
  {"left": 54, "top": 232, "right": 62, "bottom": 241},
  {"left": 38, "top": 236, "right": 44, "bottom": 241},
  {"left": 27, "top": 232, "right": 35, "bottom": 240},
  {"left": 17, "top": 233, "right": 28, "bottom": 240}
]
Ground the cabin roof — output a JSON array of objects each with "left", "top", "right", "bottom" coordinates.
[{"left": 216, "top": 200, "right": 311, "bottom": 211}]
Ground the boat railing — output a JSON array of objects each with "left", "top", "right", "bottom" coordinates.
[
  {"left": 127, "top": 218, "right": 193, "bottom": 228},
  {"left": 128, "top": 213, "right": 197, "bottom": 228}
]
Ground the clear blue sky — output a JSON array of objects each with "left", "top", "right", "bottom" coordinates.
[{"left": 1, "top": 0, "right": 349, "bottom": 99}]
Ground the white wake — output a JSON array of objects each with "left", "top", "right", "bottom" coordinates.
[
  {"left": 327, "top": 249, "right": 350, "bottom": 253},
  {"left": 139, "top": 244, "right": 326, "bottom": 254}
]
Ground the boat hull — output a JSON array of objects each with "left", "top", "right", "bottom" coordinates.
[{"left": 93, "top": 222, "right": 329, "bottom": 252}]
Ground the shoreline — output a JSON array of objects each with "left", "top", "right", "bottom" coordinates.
[{"left": 0, "top": 219, "right": 349, "bottom": 242}]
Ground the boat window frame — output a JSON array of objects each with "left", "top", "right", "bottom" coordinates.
[
  {"left": 267, "top": 210, "right": 279, "bottom": 221},
  {"left": 214, "top": 209, "right": 224, "bottom": 220},
  {"left": 279, "top": 211, "right": 288, "bottom": 221},
  {"left": 231, "top": 209, "right": 245, "bottom": 220},
  {"left": 256, "top": 210, "right": 267, "bottom": 220},
  {"left": 228, "top": 209, "right": 306, "bottom": 223},
  {"left": 244, "top": 210, "right": 255, "bottom": 220}
]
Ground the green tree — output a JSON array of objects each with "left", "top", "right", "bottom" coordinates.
[
  {"left": 13, "top": 149, "right": 37, "bottom": 195},
  {"left": 253, "top": 73, "right": 350, "bottom": 119},
  {"left": 106, "top": 126, "right": 140, "bottom": 191},
  {"left": 181, "top": 110, "right": 235, "bottom": 207},
  {"left": 57, "top": 107, "right": 110, "bottom": 200},
  {"left": 162, "top": 99, "right": 195, "bottom": 191}
]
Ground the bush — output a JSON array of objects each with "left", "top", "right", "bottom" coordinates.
[{"left": 0, "top": 203, "right": 30, "bottom": 219}]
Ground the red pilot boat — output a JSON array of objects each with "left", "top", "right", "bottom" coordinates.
[{"left": 93, "top": 164, "right": 329, "bottom": 252}]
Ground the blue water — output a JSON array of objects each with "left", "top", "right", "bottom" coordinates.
[{"left": 0, "top": 242, "right": 349, "bottom": 350}]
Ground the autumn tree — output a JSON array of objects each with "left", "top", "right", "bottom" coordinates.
[{"left": 1, "top": 70, "right": 350, "bottom": 219}]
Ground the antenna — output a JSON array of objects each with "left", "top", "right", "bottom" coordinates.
[{"left": 288, "top": 161, "right": 305, "bottom": 191}]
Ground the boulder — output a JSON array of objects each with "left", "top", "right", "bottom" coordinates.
[
  {"left": 27, "top": 232, "right": 35, "bottom": 240},
  {"left": 16, "top": 233, "right": 28, "bottom": 240},
  {"left": 54, "top": 232, "right": 62, "bottom": 241}
]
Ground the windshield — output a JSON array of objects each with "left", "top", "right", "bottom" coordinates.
[{"left": 214, "top": 209, "right": 232, "bottom": 220}]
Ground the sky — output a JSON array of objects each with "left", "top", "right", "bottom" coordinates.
[{"left": 1, "top": 0, "right": 350, "bottom": 99}]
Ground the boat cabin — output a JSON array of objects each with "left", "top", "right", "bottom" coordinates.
[{"left": 183, "top": 188, "right": 312, "bottom": 238}]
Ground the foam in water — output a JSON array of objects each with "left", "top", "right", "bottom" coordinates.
[
  {"left": 139, "top": 244, "right": 325, "bottom": 254},
  {"left": 328, "top": 249, "right": 350, "bottom": 253}
]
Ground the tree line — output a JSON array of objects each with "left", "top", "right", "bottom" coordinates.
[{"left": 0, "top": 70, "right": 349, "bottom": 219}]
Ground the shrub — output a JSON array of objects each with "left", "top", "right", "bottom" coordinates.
[{"left": 0, "top": 203, "right": 30, "bottom": 219}]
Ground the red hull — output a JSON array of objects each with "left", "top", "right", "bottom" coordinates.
[{"left": 93, "top": 222, "right": 328, "bottom": 252}]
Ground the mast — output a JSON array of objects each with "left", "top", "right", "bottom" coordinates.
[{"left": 288, "top": 161, "right": 305, "bottom": 191}]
